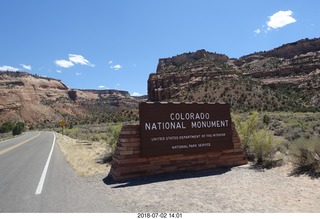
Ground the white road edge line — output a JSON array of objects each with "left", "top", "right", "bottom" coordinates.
[{"left": 35, "top": 132, "right": 56, "bottom": 195}]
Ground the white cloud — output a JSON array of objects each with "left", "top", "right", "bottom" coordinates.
[
  {"left": 56, "top": 70, "right": 62, "bottom": 73},
  {"left": 110, "top": 64, "right": 123, "bottom": 70},
  {"left": 267, "top": 10, "right": 296, "bottom": 30},
  {"left": 0, "top": 65, "right": 19, "bottom": 71},
  {"left": 75, "top": 72, "right": 82, "bottom": 76},
  {"left": 98, "top": 85, "right": 108, "bottom": 89},
  {"left": 131, "top": 92, "right": 141, "bottom": 96},
  {"left": 107, "top": 60, "right": 113, "bottom": 65},
  {"left": 68, "top": 54, "right": 94, "bottom": 67},
  {"left": 55, "top": 59, "right": 74, "bottom": 68},
  {"left": 20, "top": 64, "right": 32, "bottom": 71},
  {"left": 55, "top": 54, "right": 94, "bottom": 68},
  {"left": 254, "top": 29, "right": 261, "bottom": 34},
  {"left": 254, "top": 10, "right": 296, "bottom": 34}
]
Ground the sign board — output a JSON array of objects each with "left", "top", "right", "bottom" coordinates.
[
  {"left": 60, "top": 120, "right": 66, "bottom": 127},
  {"left": 139, "top": 102, "right": 234, "bottom": 157}
]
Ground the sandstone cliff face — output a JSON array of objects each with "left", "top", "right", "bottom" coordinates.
[
  {"left": 156, "top": 49, "right": 229, "bottom": 73},
  {"left": 149, "top": 50, "right": 236, "bottom": 101},
  {"left": 148, "top": 38, "right": 320, "bottom": 111},
  {"left": 0, "top": 72, "right": 140, "bottom": 125},
  {"left": 240, "top": 38, "right": 320, "bottom": 60}
]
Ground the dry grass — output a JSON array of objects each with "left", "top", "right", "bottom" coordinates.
[{"left": 56, "top": 132, "right": 111, "bottom": 176}]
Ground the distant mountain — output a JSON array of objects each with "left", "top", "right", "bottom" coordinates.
[
  {"left": 0, "top": 71, "right": 144, "bottom": 127},
  {"left": 1, "top": 38, "right": 320, "bottom": 128},
  {"left": 148, "top": 38, "right": 320, "bottom": 112}
]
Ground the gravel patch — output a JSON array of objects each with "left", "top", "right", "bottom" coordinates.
[
  {"left": 85, "top": 164, "right": 320, "bottom": 213},
  {"left": 55, "top": 132, "right": 320, "bottom": 213}
]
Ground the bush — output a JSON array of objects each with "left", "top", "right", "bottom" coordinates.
[
  {"left": 263, "top": 114, "right": 271, "bottom": 125},
  {"left": 106, "top": 123, "right": 122, "bottom": 153},
  {"left": 233, "top": 111, "right": 259, "bottom": 161},
  {"left": 290, "top": 136, "right": 320, "bottom": 178},
  {"left": 95, "top": 124, "right": 121, "bottom": 164},
  {"left": 12, "top": 122, "right": 25, "bottom": 136},
  {"left": 233, "top": 112, "right": 279, "bottom": 168},
  {"left": 0, "top": 121, "right": 15, "bottom": 133},
  {"left": 248, "top": 128, "right": 277, "bottom": 168},
  {"left": 68, "top": 90, "right": 77, "bottom": 101}
]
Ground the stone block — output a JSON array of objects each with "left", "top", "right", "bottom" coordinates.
[{"left": 109, "top": 124, "right": 247, "bottom": 181}]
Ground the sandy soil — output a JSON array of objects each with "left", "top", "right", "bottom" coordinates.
[
  {"left": 56, "top": 132, "right": 111, "bottom": 176},
  {"left": 56, "top": 133, "right": 320, "bottom": 213}
]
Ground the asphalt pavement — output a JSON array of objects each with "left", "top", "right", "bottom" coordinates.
[{"left": 0, "top": 131, "right": 119, "bottom": 213}]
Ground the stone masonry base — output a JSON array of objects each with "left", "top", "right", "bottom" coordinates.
[{"left": 109, "top": 123, "right": 247, "bottom": 181}]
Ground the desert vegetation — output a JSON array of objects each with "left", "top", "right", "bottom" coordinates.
[
  {"left": 289, "top": 136, "right": 320, "bottom": 178},
  {"left": 51, "top": 110, "right": 320, "bottom": 178},
  {"left": 233, "top": 111, "right": 279, "bottom": 168},
  {"left": 172, "top": 75, "right": 319, "bottom": 113},
  {"left": 50, "top": 121, "right": 127, "bottom": 176},
  {"left": 54, "top": 121, "right": 126, "bottom": 165},
  {"left": 0, "top": 121, "right": 25, "bottom": 137},
  {"left": 1, "top": 110, "right": 319, "bottom": 178},
  {"left": 233, "top": 111, "right": 320, "bottom": 177}
]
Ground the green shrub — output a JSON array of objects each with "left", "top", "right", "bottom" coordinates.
[
  {"left": 233, "top": 111, "right": 259, "bottom": 161},
  {"left": 263, "top": 114, "right": 271, "bottom": 125},
  {"left": 0, "top": 121, "right": 15, "bottom": 133},
  {"left": 107, "top": 123, "right": 123, "bottom": 153},
  {"left": 248, "top": 128, "right": 276, "bottom": 167},
  {"left": 290, "top": 136, "right": 320, "bottom": 178},
  {"left": 233, "top": 112, "right": 279, "bottom": 168},
  {"left": 12, "top": 122, "right": 25, "bottom": 136}
]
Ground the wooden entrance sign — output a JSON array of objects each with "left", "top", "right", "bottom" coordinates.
[{"left": 139, "top": 102, "right": 234, "bottom": 157}]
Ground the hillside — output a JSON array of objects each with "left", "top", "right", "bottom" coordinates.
[
  {"left": 148, "top": 38, "right": 320, "bottom": 112},
  {"left": 0, "top": 71, "right": 142, "bottom": 127},
  {"left": 1, "top": 38, "right": 320, "bottom": 128}
]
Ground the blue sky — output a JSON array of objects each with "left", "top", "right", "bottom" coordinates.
[{"left": 1, "top": 0, "right": 319, "bottom": 96}]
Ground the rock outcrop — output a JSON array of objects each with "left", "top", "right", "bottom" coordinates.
[
  {"left": 0, "top": 72, "right": 142, "bottom": 126},
  {"left": 147, "top": 38, "right": 320, "bottom": 111},
  {"left": 148, "top": 50, "right": 236, "bottom": 101}
]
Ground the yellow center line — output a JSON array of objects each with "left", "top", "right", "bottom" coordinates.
[{"left": 0, "top": 132, "right": 41, "bottom": 155}]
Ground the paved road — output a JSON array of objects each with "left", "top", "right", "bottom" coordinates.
[{"left": 0, "top": 131, "right": 119, "bottom": 212}]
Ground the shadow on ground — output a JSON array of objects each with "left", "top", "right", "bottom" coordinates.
[
  {"left": 103, "top": 167, "right": 231, "bottom": 188},
  {"left": 289, "top": 166, "right": 320, "bottom": 179}
]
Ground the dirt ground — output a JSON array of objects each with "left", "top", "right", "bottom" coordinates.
[
  {"left": 56, "top": 132, "right": 111, "bottom": 176},
  {"left": 56, "top": 132, "right": 320, "bottom": 213}
]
